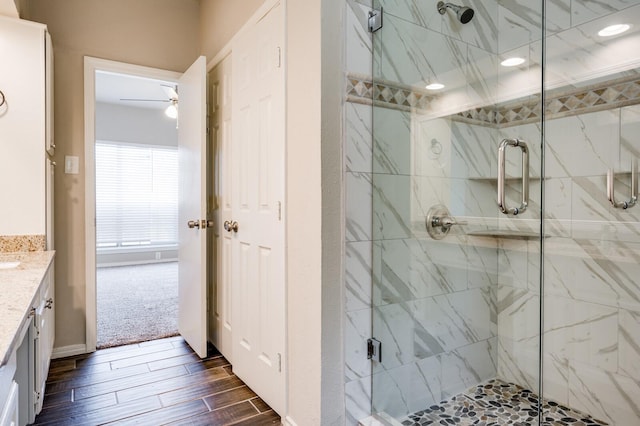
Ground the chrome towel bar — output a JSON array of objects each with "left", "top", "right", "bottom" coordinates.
[{"left": 498, "top": 138, "right": 529, "bottom": 216}]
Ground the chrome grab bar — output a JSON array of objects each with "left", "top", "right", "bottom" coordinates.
[
  {"left": 498, "top": 138, "right": 529, "bottom": 216},
  {"left": 607, "top": 160, "right": 638, "bottom": 209}
]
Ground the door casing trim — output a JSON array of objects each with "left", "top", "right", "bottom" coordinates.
[{"left": 83, "top": 57, "right": 181, "bottom": 352}]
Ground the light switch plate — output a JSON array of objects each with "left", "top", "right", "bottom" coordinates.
[{"left": 65, "top": 155, "right": 79, "bottom": 174}]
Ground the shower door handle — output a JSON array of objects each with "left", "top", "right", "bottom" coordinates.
[
  {"left": 498, "top": 138, "right": 529, "bottom": 216},
  {"left": 607, "top": 160, "right": 638, "bottom": 209}
]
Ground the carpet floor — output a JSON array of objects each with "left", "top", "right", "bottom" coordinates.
[{"left": 97, "top": 262, "right": 178, "bottom": 349}]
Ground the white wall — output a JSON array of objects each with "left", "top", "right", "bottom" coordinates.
[
  {"left": 320, "top": 0, "right": 346, "bottom": 423},
  {"left": 285, "top": 0, "right": 323, "bottom": 421},
  {"left": 284, "top": 0, "right": 350, "bottom": 422},
  {"left": 95, "top": 102, "right": 177, "bottom": 147}
]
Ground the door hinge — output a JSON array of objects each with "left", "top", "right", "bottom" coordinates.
[
  {"left": 367, "top": 338, "right": 381, "bottom": 362},
  {"left": 368, "top": 8, "right": 383, "bottom": 33},
  {"left": 277, "top": 201, "right": 282, "bottom": 221},
  {"left": 277, "top": 46, "right": 282, "bottom": 68},
  {"left": 277, "top": 353, "right": 282, "bottom": 372}
]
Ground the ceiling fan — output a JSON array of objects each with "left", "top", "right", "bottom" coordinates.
[{"left": 120, "top": 84, "right": 179, "bottom": 118}]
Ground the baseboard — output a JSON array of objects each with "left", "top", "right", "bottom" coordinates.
[
  {"left": 52, "top": 344, "right": 88, "bottom": 359},
  {"left": 283, "top": 416, "right": 299, "bottom": 426}
]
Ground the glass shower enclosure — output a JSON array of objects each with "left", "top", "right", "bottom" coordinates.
[{"left": 369, "top": 1, "right": 640, "bottom": 424}]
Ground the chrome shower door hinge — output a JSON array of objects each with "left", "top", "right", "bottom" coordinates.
[
  {"left": 368, "top": 8, "right": 383, "bottom": 33},
  {"left": 367, "top": 338, "right": 382, "bottom": 362}
]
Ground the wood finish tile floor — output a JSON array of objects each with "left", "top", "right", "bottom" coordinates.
[{"left": 34, "top": 336, "right": 281, "bottom": 425}]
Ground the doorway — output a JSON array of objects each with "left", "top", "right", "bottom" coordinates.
[
  {"left": 93, "top": 71, "right": 180, "bottom": 348},
  {"left": 84, "top": 58, "right": 183, "bottom": 352}
]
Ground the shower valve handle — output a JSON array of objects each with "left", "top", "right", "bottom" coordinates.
[
  {"left": 426, "top": 205, "right": 466, "bottom": 240},
  {"left": 432, "top": 215, "right": 467, "bottom": 230}
]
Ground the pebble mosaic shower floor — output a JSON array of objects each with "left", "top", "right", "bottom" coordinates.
[{"left": 400, "top": 379, "right": 608, "bottom": 426}]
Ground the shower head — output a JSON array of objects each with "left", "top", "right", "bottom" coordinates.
[{"left": 437, "top": 1, "right": 475, "bottom": 24}]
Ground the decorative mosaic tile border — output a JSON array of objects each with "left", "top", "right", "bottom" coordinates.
[
  {"left": 346, "top": 72, "right": 640, "bottom": 128},
  {"left": 346, "top": 73, "right": 437, "bottom": 113},
  {"left": 0, "top": 235, "right": 46, "bottom": 253},
  {"left": 400, "top": 379, "right": 608, "bottom": 426}
]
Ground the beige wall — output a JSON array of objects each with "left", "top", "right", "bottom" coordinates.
[
  {"left": 0, "top": 0, "right": 17, "bottom": 17},
  {"left": 199, "top": 0, "right": 266, "bottom": 60},
  {"left": 24, "top": 0, "right": 200, "bottom": 348}
]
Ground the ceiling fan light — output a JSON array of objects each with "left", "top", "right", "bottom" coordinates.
[{"left": 165, "top": 102, "right": 178, "bottom": 119}]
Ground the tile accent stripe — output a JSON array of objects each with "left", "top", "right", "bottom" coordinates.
[
  {"left": 346, "top": 72, "right": 640, "bottom": 128},
  {"left": 346, "top": 73, "right": 437, "bottom": 112}
]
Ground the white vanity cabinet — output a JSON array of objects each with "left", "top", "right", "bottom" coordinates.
[
  {"left": 0, "top": 352, "right": 19, "bottom": 426},
  {"left": 0, "top": 255, "right": 55, "bottom": 426},
  {"left": 0, "top": 381, "right": 18, "bottom": 426},
  {"left": 0, "top": 15, "right": 54, "bottom": 239},
  {"left": 34, "top": 264, "right": 54, "bottom": 414}
]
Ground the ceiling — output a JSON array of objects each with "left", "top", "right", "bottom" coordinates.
[{"left": 95, "top": 71, "right": 176, "bottom": 111}]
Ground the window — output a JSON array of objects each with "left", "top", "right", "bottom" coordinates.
[{"left": 95, "top": 141, "right": 178, "bottom": 249}]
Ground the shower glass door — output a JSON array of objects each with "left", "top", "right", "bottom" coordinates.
[
  {"left": 541, "top": 1, "right": 640, "bottom": 424},
  {"left": 370, "top": 1, "right": 544, "bottom": 423}
]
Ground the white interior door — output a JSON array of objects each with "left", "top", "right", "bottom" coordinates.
[
  {"left": 211, "top": 55, "right": 233, "bottom": 360},
  {"left": 231, "top": 2, "right": 286, "bottom": 415},
  {"left": 178, "top": 55, "right": 208, "bottom": 358}
]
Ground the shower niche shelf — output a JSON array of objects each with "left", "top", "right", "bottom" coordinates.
[
  {"left": 467, "top": 230, "right": 546, "bottom": 240},
  {"left": 468, "top": 176, "right": 542, "bottom": 182}
]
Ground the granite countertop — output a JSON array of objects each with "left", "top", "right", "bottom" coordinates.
[{"left": 0, "top": 250, "right": 55, "bottom": 367}]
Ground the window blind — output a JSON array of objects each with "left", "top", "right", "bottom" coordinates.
[{"left": 95, "top": 141, "right": 178, "bottom": 249}]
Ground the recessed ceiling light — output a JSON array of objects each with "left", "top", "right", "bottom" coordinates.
[
  {"left": 500, "top": 57, "right": 526, "bottom": 67},
  {"left": 598, "top": 24, "right": 630, "bottom": 37},
  {"left": 425, "top": 83, "right": 445, "bottom": 90}
]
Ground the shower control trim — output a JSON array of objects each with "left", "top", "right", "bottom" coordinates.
[
  {"left": 426, "top": 204, "right": 467, "bottom": 240},
  {"left": 498, "top": 138, "right": 529, "bottom": 216}
]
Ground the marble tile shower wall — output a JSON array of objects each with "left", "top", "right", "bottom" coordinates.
[
  {"left": 539, "top": 104, "right": 640, "bottom": 425},
  {"left": 344, "top": 0, "right": 640, "bottom": 425},
  {"left": 500, "top": 2, "right": 640, "bottom": 425}
]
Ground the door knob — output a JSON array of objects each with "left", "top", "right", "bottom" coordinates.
[
  {"left": 224, "top": 220, "right": 239, "bottom": 233},
  {"left": 187, "top": 220, "right": 200, "bottom": 229}
]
